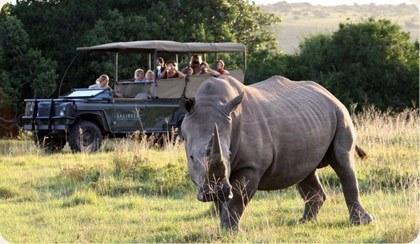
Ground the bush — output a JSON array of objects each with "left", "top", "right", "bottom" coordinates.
[
  {"left": 256, "top": 19, "right": 419, "bottom": 110},
  {"left": 289, "top": 19, "right": 419, "bottom": 109}
]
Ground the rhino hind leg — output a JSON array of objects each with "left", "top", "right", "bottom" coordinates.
[
  {"left": 297, "top": 171, "right": 327, "bottom": 223},
  {"left": 331, "top": 128, "right": 373, "bottom": 225}
]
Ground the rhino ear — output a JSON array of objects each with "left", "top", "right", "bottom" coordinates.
[
  {"left": 223, "top": 92, "right": 244, "bottom": 115},
  {"left": 182, "top": 97, "right": 195, "bottom": 113}
]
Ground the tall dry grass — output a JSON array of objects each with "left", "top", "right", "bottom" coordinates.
[{"left": 0, "top": 107, "right": 418, "bottom": 242}]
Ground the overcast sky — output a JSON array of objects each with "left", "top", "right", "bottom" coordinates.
[
  {"left": 1, "top": 0, "right": 419, "bottom": 9},
  {"left": 253, "top": 0, "right": 418, "bottom": 5}
]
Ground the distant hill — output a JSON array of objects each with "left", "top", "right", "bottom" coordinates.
[{"left": 260, "top": 1, "right": 419, "bottom": 53}]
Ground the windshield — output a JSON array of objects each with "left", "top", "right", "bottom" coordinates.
[{"left": 65, "top": 89, "right": 104, "bottom": 98}]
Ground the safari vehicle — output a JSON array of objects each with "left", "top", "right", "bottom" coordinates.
[{"left": 21, "top": 40, "right": 246, "bottom": 152}]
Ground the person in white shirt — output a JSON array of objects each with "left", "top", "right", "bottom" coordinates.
[
  {"left": 134, "top": 68, "right": 145, "bottom": 82},
  {"left": 89, "top": 74, "right": 110, "bottom": 89}
]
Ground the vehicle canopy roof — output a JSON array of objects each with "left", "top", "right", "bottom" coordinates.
[{"left": 76, "top": 40, "right": 246, "bottom": 53}]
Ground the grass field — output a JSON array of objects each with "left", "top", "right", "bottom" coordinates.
[
  {"left": 0, "top": 108, "right": 419, "bottom": 242},
  {"left": 262, "top": 3, "right": 419, "bottom": 53}
]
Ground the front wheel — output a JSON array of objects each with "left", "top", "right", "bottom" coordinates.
[{"left": 68, "top": 121, "right": 103, "bottom": 153}]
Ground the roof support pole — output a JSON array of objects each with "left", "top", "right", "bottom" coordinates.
[
  {"left": 148, "top": 53, "right": 152, "bottom": 70},
  {"left": 153, "top": 50, "right": 157, "bottom": 71},
  {"left": 175, "top": 54, "right": 179, "bottom": 65},
  {"left": 115, "top": 52, "right": 119, "bottom": 83},
  {"left": 152, "top": 50, "right": 158, "bottom": 97},
  {"left": 243, "top": 48, "right": 247, "bottom": 77}
]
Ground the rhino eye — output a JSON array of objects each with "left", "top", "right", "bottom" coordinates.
[{"left": 190, "top": 155, "right": 194, "bottom": 161}]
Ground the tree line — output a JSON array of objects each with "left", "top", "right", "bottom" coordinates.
[
  {"left": 0, "top": 1, "right": 418, "bottom": 135},
  {"left": 249, "top": 19, "right": 419, "bottom": 109}
]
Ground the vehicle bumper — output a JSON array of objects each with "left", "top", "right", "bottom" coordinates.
[{"left": 21, "top": 116, "right": 75, "bottom": 131}]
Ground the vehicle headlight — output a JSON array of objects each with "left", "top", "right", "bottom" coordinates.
[{"left": 59, "top": 110, "right": 65, "bottom": 117}]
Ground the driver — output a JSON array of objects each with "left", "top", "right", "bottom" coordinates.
[{"left": 89, "top": 74, "right": 111, "bottom": 89}]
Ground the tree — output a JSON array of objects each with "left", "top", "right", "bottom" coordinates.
[
  {"left": 0, "top": 15, "right": 57, "bottom": 114},
  {"left": 7, "top": 0, "right": 279, "bottom": 93},
  {"left": 288, "top": 19, "right": 419, "bottom": 109}
]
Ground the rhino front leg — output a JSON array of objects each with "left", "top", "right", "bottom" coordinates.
[
  {"left": 217, "top": 169, "right": 259, "bottom": 232},
  {"left": 297, "top": 171, "right": 327, "bottom": 223}
]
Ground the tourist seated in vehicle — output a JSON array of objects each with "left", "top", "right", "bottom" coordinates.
[
  {"left": 89, "top": 74, "right": 111, "bottom": 89},
  {"left": 160, "top": 60, "right": 186, "bottom": 79},
  {"left": 182, "top": 54, "right": 202, "bottom": 75},
  {"left": 199, "top": 61, "right": 220, "bottom": 76},
  {"left": 134, "top": 70, "right": 155, "bottom": 99},
  {"left": 216, "top": 59, "right": 230, "bottom": 75},
  {"left": 184, "top": 66, "right": 194, "bottom": 76},
  {"left": 144, "top": 70, "right": 155, "bottom": 83},
  {"left": 155, "top": 57, "right": 166, "bottom": 79},
  {"left": 134, "top": 68, "right": 145, "bottom": 82}
]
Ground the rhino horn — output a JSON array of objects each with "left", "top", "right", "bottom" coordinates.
[
  {"left": 223, "top": 92, "right": 244, "bottom": 115},
  {"left": 208, "top": 124, "right": 228, "bottom": 180},
  {"left": 210, "top": 124, "right": 223, "bottom": 164}
]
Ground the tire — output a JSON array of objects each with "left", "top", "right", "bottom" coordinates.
[
  {"left": 68, "top": 121, "right": 103, "bottom": 153},
  {"left": 35, "top": 134, "right": 66, "bottom": 153}
]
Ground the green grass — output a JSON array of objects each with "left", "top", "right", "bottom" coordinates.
[
  {"left": 262, "top": 4, "right": 419, "bottom": 53},
  {"left": 0, "top": 108, "right": 419, "bottom": 242}
]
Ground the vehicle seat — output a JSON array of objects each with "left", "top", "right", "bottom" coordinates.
[
  {"left": 156, "top": 78, "right": 185, "bottom": 98},
  {"left": 114, "top": 81, "right": 153, "bottom": 98},
  {"left": 185, "top": 74, "right": 212, "bottom": 98}
]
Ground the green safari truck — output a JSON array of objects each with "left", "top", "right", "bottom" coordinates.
[{"left": 21, "top": 40, "right": 246, "bottom": 152}]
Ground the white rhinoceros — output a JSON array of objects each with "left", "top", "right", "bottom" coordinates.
[{"left": 181, "top": 75, "right": 373, "bottom": 231}]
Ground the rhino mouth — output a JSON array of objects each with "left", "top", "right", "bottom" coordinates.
[{"left": 197, "top": 183, "right": 233, "bottom": 202}]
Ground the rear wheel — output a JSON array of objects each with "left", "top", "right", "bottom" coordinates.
[{"left": 69, "top": 121, "right": 103, "bottom": 152}]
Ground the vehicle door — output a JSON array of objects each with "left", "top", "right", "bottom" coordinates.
[
  {"left": 140, "top": 99, "right": 181, "bottom": 133},
  {"left": 110, "top": 99, "right": 146, "bottom": 133}
]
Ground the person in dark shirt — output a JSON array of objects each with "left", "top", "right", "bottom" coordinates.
[{"left": 160, "top": 61, "right": 185, "bottom": 79}]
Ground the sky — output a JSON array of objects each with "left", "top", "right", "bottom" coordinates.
[
  {"left": 253, "top": 0, "right": 419, "bottom": 5},
  {"left": 1, "top": 0, "right": 419, "bottom": 8}
]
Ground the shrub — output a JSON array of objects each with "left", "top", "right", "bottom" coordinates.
[{"left": 290, "top": 19, "right": 419, "bottom": 109}]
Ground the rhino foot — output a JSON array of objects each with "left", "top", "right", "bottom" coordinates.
[
  {"left": 220, "top": 222, "right": 241, "bottom": 232},
  {"left": 298, "top": 216, "right": 317, "bottom": 224},
  {"left": 350, "top": 209, "right": 374, "bottom": 225}
]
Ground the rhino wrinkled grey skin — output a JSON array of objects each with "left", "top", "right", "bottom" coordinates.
[{"left": 181, "top": 75, "right": 373, "bottom": 231}]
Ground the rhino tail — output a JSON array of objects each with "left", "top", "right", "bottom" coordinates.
[{"left": 355, "top": 145, "right": 367, "bottom": 160}]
